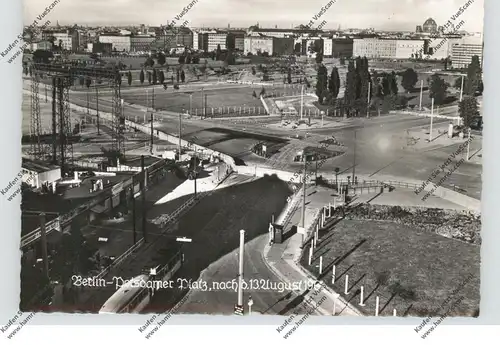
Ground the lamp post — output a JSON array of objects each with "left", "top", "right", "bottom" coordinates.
[{"left": 352, "top": 130, "right": 356, "bottom": 182}]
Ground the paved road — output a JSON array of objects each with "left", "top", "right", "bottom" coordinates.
[{"left": 176, "top": 232, "right": 320, "bottom": 316}]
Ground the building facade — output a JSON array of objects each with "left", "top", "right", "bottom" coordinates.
[
  {"left": 451, "top": 35, "right": 483, "bottom": 68},
  {"left": 353, "top": 38, "right": 424, "bottom": 59},
  {"left": 244, "top": 36, "right": 273, "bottom": 55},
  {"left": 41, "top": 29, "right": 79, "bottom": 52},
  {"left": 204, "top": 32, "right": 227, "bottom": 51},
  {"left": 331, "top": 38, "right": 353, "bottom": 58},
  {"left": 98, "top": 34, "right": 131, "bottom": 52},
  {"left": 30, "top": 41, "right": 52, "bottom": 51},
  {"left": 130, "top": 35, "right": 156, "bottom": 52}
]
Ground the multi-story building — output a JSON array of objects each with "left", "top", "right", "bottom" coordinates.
[
  {"left": 87, "top": 42, "right": 113, "bottom": 54},
  {"left": 451, "top": 35, "right": 483, "bottom": 68},
  {"left": 130, "top": 35, "right": 156, "bottom": 52},
  {"left": 323, "top": 39, "right": 333, "bottom": 56},
  {"left": 272, "top": 38, "right": 294, "bottom": 55},
  {"left": 98, "top": 33, "right": 131, "bottom": 52},
  {"left": 41, "top": 29, "right": 79, "bottom": 52},
  {"left": 353, "top": 38, "right": 396, "bottom": 58},
  {"left": 244, "top": 36, "right": 273, "bottom": 55},
  {"left": 353, "top": 38, "right": 424, "bottom": 59},
  {"left": 201, "top": 31, "right": 227, "bottom": 51},
  {"left": 331, "top": 38, "right": 353, "bottom": 58},
  {"left": 30, "top": 40, "right": 52, "bottom": 51}
]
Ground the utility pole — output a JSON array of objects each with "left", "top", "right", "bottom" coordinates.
[
  {"left": 194, "top": 147, "right": 198, "bottom": 197},
  {"left": 366, "top": 81, "right": 371, "bottom": 118},
  {"left": 300, "top": 84, "right": 304, "bottom": 120},
  {"left": 178, "top": 113, "right": 182, "bottom": 161},
  {"left": 189, "top": 93, "right": 193, "bottom": 115},
  {"left": 132, "top": 188, "right": 136, "bottom": 245},
  {"left": 86, "top": 90, "right": 89, "bottom": 114},
  {"left": 466, "top": 128, "right": 471, "bottom": 161},
  {"left": 150, "top": 113, "right": 154, "bottom": 154},
  {"left": 429, "top": 98, "right": 434, "bottom": 142},
  {"left": 45, "top": 83, "right": 47, "bottom": 103},
  {"left": 51, "top": 77, "right": 57, "bottom": 164},
  {"left": 201, "top": 88, "right": 204, "bottom": 118},
  {"left": 237, "top": 230, "right": 245, "bottom": 311},
  {"left": 302, "top": 156, "right": 306, "bottom": 228},
  {"left": 204, "top": 94, "right": 208, "bottom": 119},
  {"left": 152, "top": 87, "right": 155, "bottom": 110},
  {"left": 419, "top": 80, "right": 423, "bottom": 111},
  {"left": 96, "top": 85, "right": 100, "bottom": 135},
  {"left": 459, "top": 75, "right": 464, "bottom": 102},
  {"left": 141, "top": 155, "right": 147, "bottom": 243},
  {"left": 39, "top": 213, "right": 49, "bottom": 281},
  {"left": 352, "top": 130, "right": 356, "bottom": 182}
]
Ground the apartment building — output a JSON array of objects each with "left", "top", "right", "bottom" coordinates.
[
  {"left": 41, "top": 29, "right": 79, "bottom": 52},
  {"left": 98, "top": 33, "right": 131, "bottom": 52},
  {"left": 353, "top": 38, "right": 424, "bottom": 59},
  {"left": 451, "top": 35, "right": 483, "bottom": 68}
]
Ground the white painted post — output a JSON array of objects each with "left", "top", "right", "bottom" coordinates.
[
  {"left": 359, "top": 286, "right": 365, "bottom": 306},
  {"left": 239, "top": 107, "right": 242, "bottom": 114},
  {"left": 375, "top": 296, "right": 380, "bottom": 316},
  {"left": 332, "top": 265, "right": 336, "bottom": 284},
  {"left": 308, "top": 245, "right": 313, "bottom": 265},
  {"left": 319, "top": 256, "right": 323, "bottom": 274},
  {"left": 314, "top": 229, "right": 318, "bottom": 248},
  {"left": 211, "top": 108, "right": 214, "bottom": 116},
  {"left": 344, "top": 275, "right": 349, "bottom": 294},
  {"left": 429, "top": 98, "right": 434, "bottom": 142},
  {"left": 393, "top": 309, "right": 397, "bottom": 316},
  {"left": 333, "top": 298, "right": 337, "bottom": 315}
]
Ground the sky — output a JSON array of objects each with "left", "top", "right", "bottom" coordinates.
[{"left": 23, "top": 0, "right": 484, "bottom": 32}]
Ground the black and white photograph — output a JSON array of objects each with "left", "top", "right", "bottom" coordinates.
[{"left": 11, "top": 0, "right": 485, "bottom": 338}]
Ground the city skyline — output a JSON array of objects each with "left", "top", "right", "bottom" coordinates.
[{"left": 24, "top": 0, "right": 484, "bottom": 33}]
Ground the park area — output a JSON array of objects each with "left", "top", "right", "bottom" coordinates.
[{"left": 300, "top": 216, "right": 480, "bottom": 317}]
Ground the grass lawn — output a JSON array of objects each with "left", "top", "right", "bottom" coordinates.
[
  {"left": 122, "top": 86, "right": 263, "bottom": 113},
  {"left": 300, "top": 219, "right": 480, "bottom": 317}
]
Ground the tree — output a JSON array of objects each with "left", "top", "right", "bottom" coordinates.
[
  {"left": 252, "top": 90, "right": 257, "bottom": 98},
  {"left": 127, "top": 71, "right": 132, "bottom": 86},
  {"left": 401, "top": 68, "right": 418, "bottom": 93},
  {"left": 251, "top": 66, "right": 256, "bottom": 75},
  {"left": 178, "top": 55, "right": 186, "bottom": 64},
  {"left": 216, "top": 44, "right": 222, "bottom": 61},
  {"left": 159, "top": 70, "right": 165, "bottom": 84},
  {"left": 316, "top": 64, "right": 328, "bottom": 104},
  {"left": 339, "top": 56, "right": 345, "bottom": 65},
  {"left": 85, "top": 77, "right": 91, "bottom": 88},
  {"left": 287, "top": 68, "right": 292, "bottom": 84},
  {"left": 328, "top": 66, "right": 340, "bottom": 104},
  {"left": 157, "top": 52, "right": 166, "bottom": 66},
  {"left": 181, "top": 70, "right": 185, "bottom": 83},
  {"left": 259, "top": 87, "right": 266, "bottom": 97},
  {"left": 145, "top": 57, "right": 155, "bottom": 68},
  {"left": 148, "top": 71, "right": 152, "bottom": 84},
  {"left": 186, "top": 54, "right": 192, "bottom": 64},
  {"left": 459, "top": 96, "right": 479, "bottom": 128},
  {"left": 464, "top": 55, "right": 482, "bottom": 96},
  {"left": 140, "top": 69, "right": 145, "bottom": 84},
  {"left": 176, "top": 69, "right": 180, "bottom": 83},
  {"left": 79, "top": 75, "right": 85, "bottom": 86},
  {"left": 390, "top": 71, "right": 399, "bottom": 95},
  {"left": 343, "top": 60, "right": 357, "bottom": 114},
  {"left": 226, "top": 33, "right": 236, "bottom": 50},
  {"left": 428, "top": 74, "right": 448, "bottom": 105},
  {"left": 153, "top": 69, "right": 157, "bottom": 84}
]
